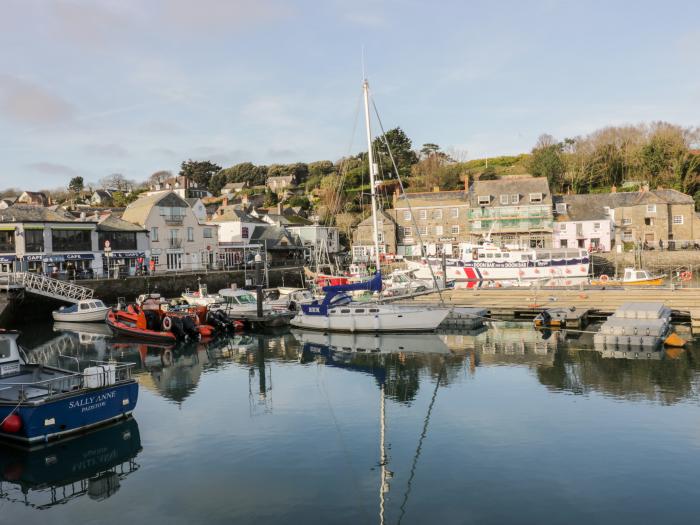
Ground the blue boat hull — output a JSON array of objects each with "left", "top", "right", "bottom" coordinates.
[{"left": 0, "top": 381, "right": 139, "bottom": 443}]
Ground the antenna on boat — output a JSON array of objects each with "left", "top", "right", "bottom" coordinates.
[{"left": 362, "top": 78, "right": 381, "bottom": 274}]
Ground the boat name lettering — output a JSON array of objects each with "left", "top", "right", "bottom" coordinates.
[
  {"left": 308, "top": 307, "right": 321, "bottom": 313},
  {"left": 68, "top": 391, "right": 117, "bottom": 412}
]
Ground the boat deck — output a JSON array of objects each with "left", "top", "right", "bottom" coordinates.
[{"left": 0, "top": 367, "right": 80, "bottom": 402}]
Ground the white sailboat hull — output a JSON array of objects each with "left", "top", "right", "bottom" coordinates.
[{"left": 290, "top": 304, "right": 450, "bottom": 332}]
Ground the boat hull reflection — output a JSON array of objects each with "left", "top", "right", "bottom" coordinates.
[
  {"left": 292, "top": 330, "right": 451, "bottom": 355},
  {"left": 0, "top": 417, "right": 141, "bottom": 509}
]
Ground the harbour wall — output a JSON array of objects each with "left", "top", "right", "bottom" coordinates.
[{"left": 0, "top": 266, "right": 305, "bottom": 327}]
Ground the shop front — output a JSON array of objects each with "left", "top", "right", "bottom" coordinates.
[
  {"left": 0, "top": 254, "right": 17, "bottom": 273},
  {"left": 44, "top": 254, "right": 96, "bottom": 279},
  {"left": 102, "top": 251, "right": 146, "bottom": 277},
  {"left": 23, "top": 254, "right": 45, "bottom": 273}
]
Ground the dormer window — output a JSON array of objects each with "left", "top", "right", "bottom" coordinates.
[
  {"left": 499, "top": 194, "right": 509, "bottom": 205},
  {"left": 529, "top": 193, "right": 543, "bottom": 203},
  {"left": 511, "top": 194, "right": 519, "bottom": 204},
  {"left": 478, "top": 195, "right": 490, "bottom": 205}
]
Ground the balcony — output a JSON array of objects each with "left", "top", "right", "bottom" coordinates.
[
  {"left": 169, "top": 238, "right": 183, "bottom": 249},
  {"left": 164, "top": 215, "right": 185, "bottom": 225}
]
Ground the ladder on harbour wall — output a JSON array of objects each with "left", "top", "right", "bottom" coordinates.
[{"left": 1, "top": 272, "right": 94, "bottom": 303}]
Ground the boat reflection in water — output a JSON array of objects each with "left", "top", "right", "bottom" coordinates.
[
  {"left": 292, "top": 330, "right": 451, "bottom": 356},
  {"left": 0, "top": 418, "right": 141, "bottom": 509}
]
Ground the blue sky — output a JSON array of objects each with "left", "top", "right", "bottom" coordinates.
[{"left": 1, "top": 0, "right": 699, "bottom": 190}]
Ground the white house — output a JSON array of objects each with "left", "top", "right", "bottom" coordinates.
[
  {"left": 552, "top": 195, "right": 613, "bottom": 252},
  {"left": 122, "top": 191, "right": 218, "bottom": 271},
  {"left": 186, "top": 198, "right": 208, "bottom": 222},
  {"left": 209, "top": 205, "right": 268, "bottom": 268},
  {"left": 287, "top": 224, "right": 340, "bottom": 254}
]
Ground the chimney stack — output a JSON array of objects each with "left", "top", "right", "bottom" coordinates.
[
  {"left": 222, "top": 197, "right": 229, "bottom": 207},
  {"left": 277, "top": 202, "right": 282, "bottom": 215}
]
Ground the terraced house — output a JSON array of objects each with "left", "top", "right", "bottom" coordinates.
[
  {"left": 468, "top": 176, "right": 554, "bottom": 248},
  {"left": 391, "top": 186, "right": 471, "bottom": 257},
  {"left": 122, "top": 191, "right": 218, "bottom": 272}
]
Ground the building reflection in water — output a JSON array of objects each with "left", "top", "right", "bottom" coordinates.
[{"left": 0, "top": 418, "right": 141, "bottom": 510}]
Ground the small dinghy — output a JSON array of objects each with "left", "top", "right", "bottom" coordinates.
[
  {"left": 0, "top": 330, "right": 138, "bottom": 444},
  {"left": 52, "top": 299, "right": 110, "bottom": 323}
]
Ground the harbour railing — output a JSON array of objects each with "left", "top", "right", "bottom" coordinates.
[{"left": 1, "top": 271, "right": 94, "bottom": 303}]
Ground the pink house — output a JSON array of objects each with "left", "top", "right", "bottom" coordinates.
[{"left": 552, "top": 195, "right": 613, "bottom": 252}]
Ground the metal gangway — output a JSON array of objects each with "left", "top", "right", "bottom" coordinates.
[{"left": 2, "top": 272, "right": 94, "bottom": 303}]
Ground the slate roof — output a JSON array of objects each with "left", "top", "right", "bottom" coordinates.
[
  {"left": 0, "top": 205, "right": 88, "bottom": 223},
  {"left": 211, "top": 206, "right": 266, "bottom": 223},
  {"left": 97, "top": 214, "right": 147, "bottom": 232},
  {"left": 470, "top": 177, "right": 552, "bottom": 207},
  {"left": 553, "top": 195, "right": 611, "bottom": 222},
  {"left": 395, "top": 190, "right": 469, "bottom": 203},
  {"left": 122, "top": 191, "right": 188, "bottom": 226},
  {"left": 223, "top": 182, "right": 247, "bottom": 190},
  {"left": 249, "top": 226, "right": 303, "bottom": 250}
]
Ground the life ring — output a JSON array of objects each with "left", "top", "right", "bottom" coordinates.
[
  {"left": 599, "top": 274, "right": 609, "bottom": 282},
  {"left": 162, "top": 316, "right": 173, "bottom": 331},
  {"left": 680, "top": 271, "right": 692, "bottom": 282}
]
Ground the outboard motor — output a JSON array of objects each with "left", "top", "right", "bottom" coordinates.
[
  {"left": 215, "top": 310, "right": 233, "bottom": 330},
  {"left": 167, "top": 316, "right": 186, "bottom": 341},
  {"left": 144, "top": 310, "right": 160, "bottom": 331},
  {"left": 182, "top": 316, "right": 200, "bottom": 340}
]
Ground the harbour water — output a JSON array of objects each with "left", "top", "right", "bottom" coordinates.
[{"left": 3, "top": 323, "right": 700, "bottom": 524}]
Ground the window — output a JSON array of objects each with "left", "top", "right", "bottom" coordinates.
[
  {"left": 203, "top": 227, "right": 213, "bottom": 238},
  {"left": 435, "top": 225, "right": 443, "bottom": 236},
  {"left": 473, "top": 220, "right": 481, "bottom": 229},
  {"left": 560, "top": 239, "right": 568, "bottom": 248},
  {"left": 593, "top": 223, "right": 600, "bottom": 230},
  {"left": 151, "top": 227, "right": 159, "bottom": 241},
  {"left": 377, "top": 231, "right": 384, "bottom": 243},
  {"left": 419, "top": 209, "right": 427, "bottom": 220},
  {"left": 622, "top": 218, "right": 631, "bottom": 226},
  {"left": 98, "top": 231, "right": 137, "bottom": 251},
  {"left": 555, "top": 203, "right": 567, "bottom": 214},
  {"left": 529, "top": 193, "right": 543, "bottom": 203},
  {"left": 0, "top": 230, "right": 15, "bottom": 253},
  {"left": 151, "top": 255, "right": 159, "bottom": 266},
  {"left": 673, "top": 215, "right": 684, "bottom": 225},
  {"left": 559, "top": 223, "right": 567, "bottom": 231},
  {"left": 433, "top": 209, "right": 442, "bottom": 220},
  {"left": 511, "top": 194, "right": 519, "bottom": 204},
  {"left": 51, "top": 229, "right": 91, "bottom": 252},
  {"left": 451, "top": 208, "right": 459, "bottom": 218},
  {"left": 187, "top": 227, "right": 194, "bottom": 242},
  {"left": 169, "top": 229, "right": 182, "bottom": 249},
  {"left": 603, "top": 206, "right": 610, "bottom": 215},
  {"left": 500, "top": 194, "right": 509, "bottom": 205},
  {"left": 451, "top": 225, "right": 460, "bottom": 234},
  {"left": 403, "top": 211, "right": 411, "bottom": 221},
  {"left": 24, "top": 229, "right": 44, "bottom": 253},
  {"left": 402, "top": 226, "right": 412, "bottom": 238},
  {"left": 242, "top": 226, "right": 249, "bottom": 239},
  {"left": 644, "top": 217, "right": 653, "bottom": 226},
  {"left": 622, "top": 231, "right": 633, "bottom": 241},
  {"left": 418, "top": 226, "right": 428, "bottom": 236},
  {"left": 478, "top": 195, "right": 490, "bottom": 205},
  {"left": 646, "top": 204, "right": 656, "bottom": 214}
]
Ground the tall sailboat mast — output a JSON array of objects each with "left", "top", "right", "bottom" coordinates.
[{"left": 362, "top": 79, "right": 381, "bottom": 273}]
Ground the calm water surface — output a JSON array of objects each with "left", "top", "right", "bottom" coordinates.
[{"left": 2, "top": 322, "right": 700, "bottom": 524}]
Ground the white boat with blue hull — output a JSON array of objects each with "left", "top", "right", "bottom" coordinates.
[
  {"left": 290, "top": 273, "right": 450, "bottom": 332},
  {"left": 0, "top": 331, "right": 138, "bottom": 444}
]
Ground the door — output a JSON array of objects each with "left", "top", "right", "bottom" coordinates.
[{"left": 167, "top": 253, "right": 182, "bottom": 270}]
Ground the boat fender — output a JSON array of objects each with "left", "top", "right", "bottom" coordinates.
[
  {"left": 599, "top": 274, "right": 609, "bottom": 282},
  {"left": 1, "top": 414, "right": 22, "bottom": 433},
  {"left": 664, "top": 332, "right": 687, "bottom": 348}
]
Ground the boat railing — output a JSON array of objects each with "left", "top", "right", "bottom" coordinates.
[{"left": 0, "top": 362, "right": 136, "bottom": 400}]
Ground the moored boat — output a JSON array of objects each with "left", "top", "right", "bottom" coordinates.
[
  {"left": 0, "top": 330, "right": 138, "bottom": 444},
  {"left": 52, "top": 299, "right": 110, "bottom": 323},
  {"left": 590, "top": 267, "right": 666, "bottom": 286}
]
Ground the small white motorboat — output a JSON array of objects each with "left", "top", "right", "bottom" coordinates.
[
  {"left": 181, "top": 283, "right": 222, "bottom": 307},
  {"left": 51, "top": 299, "right": 110, "bottom": 322},
  {"left": 216, "top": 288, "right": 272, "bottom": 315}
]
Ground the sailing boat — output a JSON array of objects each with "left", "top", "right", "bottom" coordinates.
[{"left": 290, "top": 79, "right": 451, "bottom": 332}]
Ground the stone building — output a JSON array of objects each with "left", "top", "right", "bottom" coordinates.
[
  {"left": 552, "top": 195, "right": 614, "bottom": 251},
  {"left": 468, "top": 176, "right": 553, "bottom": 248},
  {"left": 391, "top": 186, "right": 471, "bottom": 257},
  {"left": 266, "top": 175, "right": 296, "bottom": 193},
  {"left": 352, "top": 209, "right": 398, "bottom": 262},
  {"left": 601, "top": 187, "right": 700, "bottom": 248}
]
